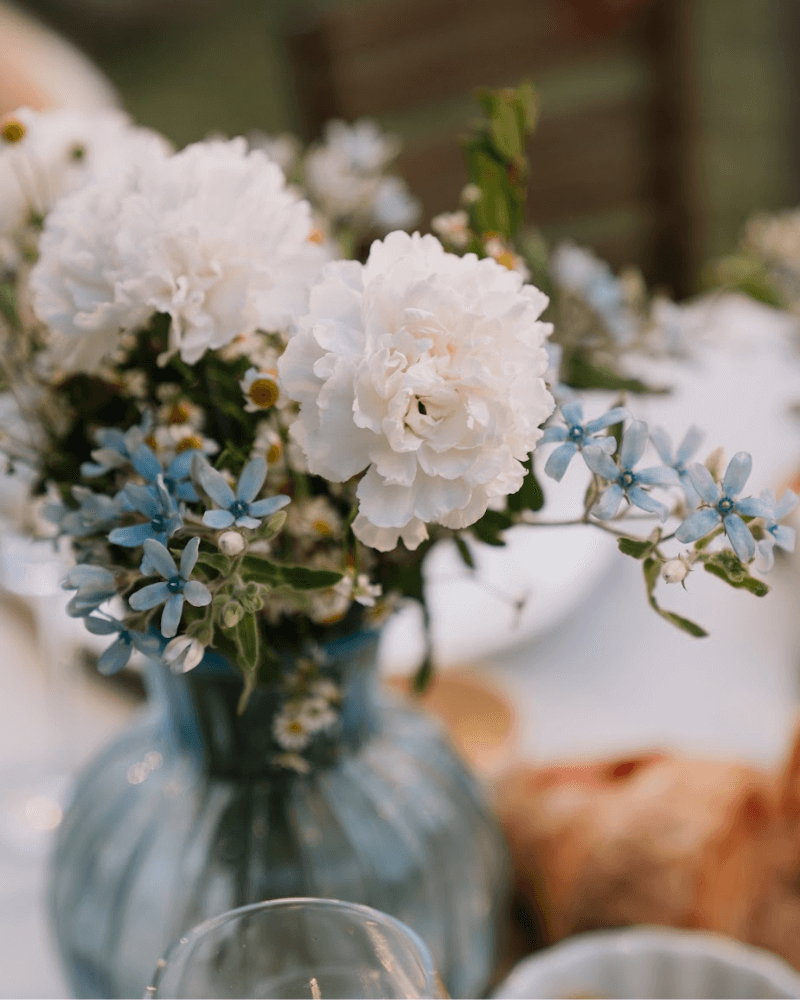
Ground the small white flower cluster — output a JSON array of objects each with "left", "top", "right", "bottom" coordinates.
[
  {"left": 271, "top": 673, "right": 342, "bottom": 766},
  {"left": 304, "top": 119, "right": 420, "bottom": 234}
]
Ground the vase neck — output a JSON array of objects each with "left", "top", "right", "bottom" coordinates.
[{"left": 147, "top": 631, "right": 381, "bottom": 779}]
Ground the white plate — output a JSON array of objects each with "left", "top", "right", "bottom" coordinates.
[{"left": 493, "top": 926, "right": 800, "bottom": 999}]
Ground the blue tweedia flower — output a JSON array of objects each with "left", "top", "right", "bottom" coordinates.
[
  {"left": 583, "top": 419, "right": 680, "bottom": 521},
  {"left": 649, "top": 425, "right": 705, "bottom": 508},
  {"left": 674, "top": 453, "right": 772, "bottom": 562},
  {"left": 130, "top": 444, "right": 199, "bottom": 503},
  {"left": 108, "top": 475, "right": 183, "bottom": 548},
  {"left": 755, "top": 488, "right": 799, "bottom": 572},
  {"left": 128, "top": 537, "right": 212, "bottom": 638},
  {"left": 62, "top": 564, "right": 117, "bottom": 617},
  {"left": 197, "top": 456, "right": 290, "bottom": 530},
  {"left": 44, "top": 486, "right": 125, "bottom": 538},
  {"left": 83, "top": 615, "right": 163, "bottom": 674},
  {"left": 80, "top": 415, "right": 153, "bottom": 479},
  {"left": 540, "top": 401, "right": 629, "bottom": 481}
]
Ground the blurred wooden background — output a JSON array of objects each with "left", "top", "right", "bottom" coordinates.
[{"left": 8, "top": 0, "right": 800, "bottom": 296}]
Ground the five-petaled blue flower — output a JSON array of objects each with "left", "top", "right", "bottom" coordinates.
[
  {"left": 755, "top": 488, "right": 799, "bottom": 572},
  {"left": 197, "top": 456, "right": 290, "bottom": 530},
  {"left": 108, "top": 475, "right": 183, "bottom": 548},
  {"left": 130, "top": 444, "right": 199, "bottom": 502},
  {"left": 128, "top": 537, "right": 212, "bottom": 638},
  {"left": 584, "top": 420, "right": 680, "bottom": 521},
  {"left": 80, "top": 415, "right": 153, "bottom": 478},
  {"left": 649, "top": 425, "right": 705, "bottom": 508},
  {"left": 82, "top": 615, "right": 163, "bottom": 674},
  {"left": 44, "top": 486, "right": 125, "bottom": 538},
  {"left": 674, "top": 453, "right": 771, "bottom": 562},
  {"left": 62, "top": 564, "right": 117, "bottom": 617},
  {"left": 540, "top": 401, "right": 628, "bottom": 481}
]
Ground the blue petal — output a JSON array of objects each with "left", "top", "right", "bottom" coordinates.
[
  {"left": 176, "top": 482, "right": 199, "bottom": 502},
  {"left": 96, "top": 428, "right": 127, "bottom": 452},
  {"left": 80, "top": 462, "right": 109, "bottom": 478},
  {"left": 122, "top": 484, "right": 159, "bottom": 518},
  {"left": 130, "top": 631, "right": 164, "bottom": 657},
  {"left": 584, "top": 407, "right": 628, "bottom": 434},
  {"left": 734, "top": 497, "right": 773, "bottom": 519},
  {"left": 83, "top": 615, "right": 122, "bottom": 635},
  {"left": 756, "top": 538, "right": 775, "bottom": 574},
  {"left": 540, "top": 426, "right": 568, "bottom": 444},
  {"left": 560, "top": 401, "right": 584, "bottom": 426},
  {"left": 675, "top": 425, "right": 704, "bottom": 464},
  {"left": 592, "top": 483, "right": 625, "bottom": 519},
  {"left": 248, "top": 495, "right": 291, "bottom": 518},
  {"left": 97, "top": 636, "right": 133, "bottom": 675},
  {"left": 63, "top": 565, "right": 114, "bottom": 589},
  {"left": 628, "top": 485, "right": 669, "bottom": 522},
  {"left": 544, "top": 441, "right": 578, "bottom": 482},
  {"left": 160, "top": 593, "right": 184, "bottom": 638},
  {"left": 183, "top": 580, "right": 212, "bottom": 606},
  {"left": 203, "top": 509, "right": 235, "bottom": 529},
  {"left": 108, "top": 523, "right": 155, "bottom": 548},
  {"left": 620, "top": 420, "right": 648, "bottom": 469},
  {"left": 649, "top": 427, "right": 674, "bottom": 465},
  {"left": 129, "top": 580, "right": 171, "bottom": 611},
  {"left": 723, "top": 512, "right": 755, "bottom": 562},
  {"left": 773, "top": 525, "right": 795, "bottom": 551},
  {"left": 686, "top": 463, "right": 720, "bottom": 505},
  {"left": 67, "top": 591, "right": 114, "bottom": 616},
  {"left": 237, "top": 457, "right": 267, "bottom": 503},
  {"left": 634, "top": 466, "right": 680, "bottom": 487},
  {"left": 180, "top": 535, "right": 201, "bottom": 578},
  {"left": 234, "top": 515, "right": 262, "bottom": 530},
  {"left": 167, "top": 450, "right": 196, "bottom": 479},
  {"left": 131, "top": 444, "right": 162, "bottom": 483},
  {"left": 679, "top": 470, "right": 701, "bottom": 509},
  {"left": 775, "top": 490, "right": 799, "bottom": 520},
  {"left": 195, "top": 460, "right": 235, "bottom": 509},
  {"left": 142, "top": 538, "right": 178, "bottom": 579},
  {"left": 582, "top": 445, "right": 619, "bottom": 480},
  {"left": 675, "top": 508, "right": 721, "bottom": 543},
  {"left": 722, "top": 452, "right": 752, "bottom": 498}
]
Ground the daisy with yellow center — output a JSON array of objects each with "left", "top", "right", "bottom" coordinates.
[
  {"left": 272, "top": 708, "right": 311, "bottom": 751},
  {"left": 240, "top": 366, "right": 280, "bottom": 412}
]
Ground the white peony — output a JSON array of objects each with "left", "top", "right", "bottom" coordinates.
[
  {"left": 279, "top": 231, "right": 555, "bottom": 551},
  {"left": 0, "top": 106, "right": 171, "bottom": 238},
  {"left": 30, "top": 138, "right": 329, "bottom": 370}
]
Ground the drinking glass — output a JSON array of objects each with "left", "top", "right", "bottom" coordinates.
[{"left": 144, "top": 897, "right": 449, "bottom": 999}]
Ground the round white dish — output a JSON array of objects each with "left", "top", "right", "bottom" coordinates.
[{"left": 492, "top": 926, "right": 800, "bottom": 999}]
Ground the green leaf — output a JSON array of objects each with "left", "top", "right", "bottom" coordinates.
[
  {"left": 703, "top": 553, "right": 769, "bottom": 596},
  {"left": 0, "top": 282, "right": 18, "bottom": 327},
  {"left": 507, "top": 458, "right": 544, "bottom": 512},
  {"left": 618, "top": 537, "right": 655, "bottom": 559},
  {"left": 233, "top": 613, "right": 260, "bottom": 714},
  {"left": 515, "top": 80, "right": 539, "bottom": 133},
  {"left": 239, "top": 554, "right": 342, "bottom": 590},
  {"left": 454, "top": 534, "right": 475, "bottom": 570},
  {"left": 470, "top": 509, "right": 513, "bottom": 546},
  {"left": 643, "top": 557, "right": 708, "bottom": 637},
  {"left": 490, "top": 99, "right": 523, "bottom": 160},
  {"left": 412, "top": 654, "right": 434, "bottom": 694},
  {"left": 195, "top": 552, "right": 232, "bottom": 576},
  {"left": 561, "top": 350, "right": 669, "bottom": 395},
  {"left": 253, "top": 509, "right": 288, "bottom": 540}
]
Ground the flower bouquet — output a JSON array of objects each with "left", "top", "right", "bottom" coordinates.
[{"left": 0, "top": 84, "right": 796, "bottom": 997}]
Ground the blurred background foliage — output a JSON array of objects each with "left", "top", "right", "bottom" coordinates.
[{"left": 8, "top": 0, "right": 800, "bottom": 290}]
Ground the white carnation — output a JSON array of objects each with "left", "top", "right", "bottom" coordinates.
[
  {"left": 0, "top": 106, "right": 171, "bottom": 238},
  {"left": 279, "top": 231, "right": 555, "bottom": 551},
  {"left": 30, "top": 138, "right": 329, "bottom": 371}
]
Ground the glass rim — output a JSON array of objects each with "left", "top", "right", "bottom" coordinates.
[{"left": 145, "top": 896, "right": 442, "bottom": 997}]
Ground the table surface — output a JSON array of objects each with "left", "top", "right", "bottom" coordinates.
[{"left": 3, "top": 292, "right": 800, "bottom": 998}]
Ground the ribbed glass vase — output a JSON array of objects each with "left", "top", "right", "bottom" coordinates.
[{"left": 49, "top": 630, "right": 509, "bottom": 999}]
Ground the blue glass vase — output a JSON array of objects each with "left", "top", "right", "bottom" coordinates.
[{"left": 49, "top": 630, "right": 510, "bottom": 999}]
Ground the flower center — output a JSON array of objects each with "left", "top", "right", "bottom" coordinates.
[
  {"left": 151, "top": 513, "right": 169, "bottom": 533},
  {"left": 230, "top": 499, "right": 249, "bottom": 518},
  {"left": 119, "top": 630, "right": 133, "bottom": 646},
  {"left": 2, "top": 118, "right": 25, "bottom": 143},
  {"left": 717, "top": 496, "right": 734, "bottom": 515},
  {"left": 176, "top": 435, "right": 203, "bottom": 453},
  {"left": 248, "top": 378, "right": 279, "bottom": 409},
  {"left": 167, "top": 575, "right": 183, "bottom": 594},
  {"left": 167, "top": 401, "right": 191, "bottom": 424},
  {"left": 568, "top": 425, "right": 585, "bottom": 443},
  {"left": 307, "top": 228, "right": 324, "bottom": 245},
  {"left": 266, "top": 442, "right": 281, "bottom": 465},
  {"left": 313, "top": 518, "right": 332, "bottom": 536},
  {"left": 496, "top": 250, "right": 516, "bottom": 270},
  {"left": 620, "top": 470, "right": 635, "bottom": 488}
]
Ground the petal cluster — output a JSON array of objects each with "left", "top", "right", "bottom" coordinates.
[{"left": 279, "top": 231, "right": 555, "bottom": 550}]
